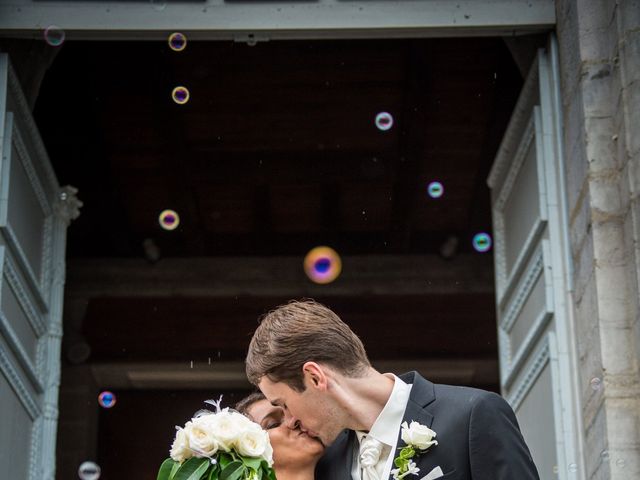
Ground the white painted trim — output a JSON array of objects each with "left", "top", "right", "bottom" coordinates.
[
  {"left": 492, "top": 110, "right": 548, "bottom": 303},
  {"left": 0, "top": 343, "right": 41, "bottom": 420},
  {"left": 500, "top": 248, "right": 544, "bottom": 332},
  {"left": 3, "top": 239, "right": 46, "bottom": 336},
  {"left": 0, "top": 0, "right": 556, "bottom": 40},
  {"left": 0, "top": 311, "right": 43, "bottom": 391},
  {"left": 506, "top": 334, "right": 550, "bottom": 411},
  {"left": 502, "top": 310, "right": 552, "bottom": 389}
]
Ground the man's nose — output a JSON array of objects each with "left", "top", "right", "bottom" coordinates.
[{"left": 284, "top": 412, "right": 300, "bottom": 430}]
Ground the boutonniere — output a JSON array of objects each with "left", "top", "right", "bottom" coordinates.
[{"left": 390, "top": 421, "right": 438, "bottom": 480}]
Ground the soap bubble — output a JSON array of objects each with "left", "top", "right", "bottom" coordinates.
[
  {"left": 601, "top": 450, "right": 610, "bottom": 461},
  {"left": 304, "top": 246, "right": 342, "bottom": 284},
  {"left": 44, "top": 26, "right": 65, "bottom": 47},
  {"left": 375, "top": 112, "right": 394, "bottom": 131},
  {"left": 78, "top": 461, "right": 101, "bottom": 480},
  {"left": 98, "top": 391, "right": 116, "bottom": 409},
  {"left": 472, "top": 232, "right": 492, "bottom": 253},
  {"left": 590, "top": 377, "right": 602, "bottom": 390},
  {"left": 568, "top": 463, "right": 578, "bottom": 473},
  {"left": 159, "top": 209, "right": 180, "bottom": 230},
  {"left": 168, "top": 32, "right": 187, "bottom": 51},
  {"left": 427, "top": 181, "right": 444, "bottom": 199},
  {"left": 172, "top": 86, "right": 190, "bottom": 105}
]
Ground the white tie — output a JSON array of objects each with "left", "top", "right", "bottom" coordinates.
[{"left": 359, "top": 435, "right": 384, "bottom": 480}]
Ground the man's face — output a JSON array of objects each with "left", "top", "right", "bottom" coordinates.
[{"left": 258, "top": 375, "right": 343, "bottom": 447}]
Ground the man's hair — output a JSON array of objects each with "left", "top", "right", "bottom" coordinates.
[
  {"left": 245, "top": 299, "right": 370, "bottom": 391},
  {"left": 235, "top": 391, "right": 266, "bottom": 420}
]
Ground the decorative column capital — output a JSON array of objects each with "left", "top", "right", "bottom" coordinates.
[{"left": 53, "top": 185, "right": 83, "bottom": 225}]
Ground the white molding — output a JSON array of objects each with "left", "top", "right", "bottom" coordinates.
[
  {"left": 5, "top": 56, "right": 59, "bottom": 196},
  {"left": 3, "top": 249, "right": 46, "bottom": 336},
  {"left": 0, "top": 343, "right": 41, "bottom": 420},
  {"left": 502, "top": 310, "right": 553, "bottom": 389},
  {"left": 500, "top": 248, "right": 544, "bottom": 332},
  {"left": 11, "top": 124, "right": 51, "bottom": 216},
  {"left": 0, "top": 0, "right": 556, "bottom": 40},
  {"left": 488, "top": 57, "right": 540, "bottom": 189},
  {"left": 492, "top": 110, "right": 548, "bottom": 302},
  {"left": 0, "top": 114, "right": 50, "bottom": 311},
  {"left": 506, "top": 335, "right": 550, "bottom": 411},
  {"left": 0, "top": 312, "right": 43, "bottom": 392}
]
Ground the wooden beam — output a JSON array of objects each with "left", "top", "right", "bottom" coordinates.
[
  {"left": 0, "top": 0, "right": 555, "bottom": 40},
  {"left": 90, "top": 358, "right": 499, "bottom": 389},
  {"left": 65, "top": 254, "right": 495, "bottom": 298}
]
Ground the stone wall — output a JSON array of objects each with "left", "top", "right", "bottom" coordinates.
[{"left": 556, "top": 0, "right": 640, "bottom": 479}]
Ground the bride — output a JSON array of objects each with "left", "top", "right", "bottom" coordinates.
[{"left": 236, "top": 392, "right": 324, "bottom": 480}]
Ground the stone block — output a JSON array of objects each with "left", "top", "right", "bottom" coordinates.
[
  {"left": 584, "top": 400, "right": 608, "bottom": 476},
  {"left": 581, "top": 66, "right": 615, "bottom": 118},
  {"left": 600, "top": 324, "right": 636, "bottom": 376},
  {"left": 623, "top": 80, "right": 640, "bottom": 157},
  {"left": 574, "top": 229, "right": 595, "bottom": 302},
  {"left": 589, "top": 169, "right": 623, "bottom": 216},
  {"left": 619, "top": 31, "right": 640, "bottom": 90},
  {"left": 618, "top": 0, "right": 640, "bottom": 38},
  {"left": 585, "top": 116, "right": 617, "bottom": 171}
]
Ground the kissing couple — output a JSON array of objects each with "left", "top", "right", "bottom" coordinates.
[{"left": 235, "top": 299, "right": 541, "bottom": 480}]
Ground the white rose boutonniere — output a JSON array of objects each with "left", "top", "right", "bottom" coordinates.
[{"left": 390, "top": 421, "right": 438, "bottom": 480}]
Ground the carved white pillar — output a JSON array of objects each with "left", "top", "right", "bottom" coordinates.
[{"left": 32, "top": 186, "right": 81, "bottom": 480}]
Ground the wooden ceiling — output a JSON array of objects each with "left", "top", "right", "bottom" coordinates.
[
  {"left": 31, "top": 36, "right": 522, "bottom": 388},
  {"left": 35, "top": 37, "right": 522, "bottom": 258}
]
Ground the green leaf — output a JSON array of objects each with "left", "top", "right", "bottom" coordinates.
[
  {"left": 173, "top": 458, "right": 210, "bottom": 480},
  {"left": 207, "top": 464, "right": 220, "bottom": 480},
  {"left": 170, "top": 461, "right": 181, "bottom": 480},
  {"left": 220, "top": 461, "right": 244, "bottom": 480},
  {"left": 157, "top": 458, "right": 178, "bottom": 480},
  {"left": 219, "top": 453, "right": 232, "bottom": 469},
  {"left": 242, "top": 457, "right": 262, "bottom": 471}
]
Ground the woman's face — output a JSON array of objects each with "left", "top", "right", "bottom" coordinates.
[{"left": 246, "top": 399, "right": 324, "bottom": 469}]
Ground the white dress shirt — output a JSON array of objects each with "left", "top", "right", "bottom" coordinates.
[{"left": 351, "top": 374, "right": 413, "bottom": 480}]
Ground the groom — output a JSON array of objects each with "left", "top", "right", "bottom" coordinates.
[{"left": 245, "top": 299, "right": 540, "bottom": 480}]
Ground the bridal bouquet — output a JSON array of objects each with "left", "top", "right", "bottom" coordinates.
[{"left": 157, "top": 399, "right": 276, "bottom": 480}]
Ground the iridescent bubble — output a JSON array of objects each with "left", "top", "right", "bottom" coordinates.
[
  {"left": 78, "top": 461, "right": 101, "bottom": 480},
  {"left": 43, "top": 26, "right": 65, "bottom": 47},
  {"left": 568, "top": 463, "right": 578, "bottom": 473},
  {"left": 375, "top": 112, "right": 394, "bottom": 131},
  {"left": 601, "top": 450, "right": 610, "bottom": 461},
  {"left": 304, "top": 246, "right": 342, "bottom": 284},
  {"left": 472, "top": 232, "right": 492, "bottom": 253},
  {"left": 159, "top": 209, "right": 180, "bottom": 230},
  {"left": 590, "top": 377, "right": 602, "bottom": 390},
  {"left": 427, "top": 181, "right": 444, "bottom": 199},
  {"left": 616, "top": 458, "right": 625, "bottom": 468},
  {"left": 172, "top": 86, "right": 190, "bottom": 105},
  {"left": 552, "top": 465, "right": 558, "bottom": 474},
  {"left": 168, "top": 32, "right": 187, "bottom": 52},
  {"left": 98, "top": 391, "right": 116, "bottom": 409}
]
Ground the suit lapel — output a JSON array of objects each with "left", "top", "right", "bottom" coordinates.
[
  {"left": 333, "top": 429, "right": 356, "bottom": 479},
  {"left": 389, "top": 372, "right": 437, "bottom": 480}
]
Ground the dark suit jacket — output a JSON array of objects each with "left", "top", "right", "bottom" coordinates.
[{"left": 316, "top": 371, "right": 540, "bottom": 480}]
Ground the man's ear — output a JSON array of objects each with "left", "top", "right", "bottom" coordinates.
[{"left": 302, "top": 362, "right": 328, "bottom": 390}]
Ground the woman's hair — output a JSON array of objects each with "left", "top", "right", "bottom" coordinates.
[
  {"left": 235, "top": 391, "right": 266, "bottom": 420},
  {"left": 245, "top": 299, "right": 370, "bottom": 391}
]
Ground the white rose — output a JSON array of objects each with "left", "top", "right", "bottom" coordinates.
[
  {"left": 188, "top": 417, "right": 220, "bottom": 457},
  {"left": 204, "top": 409, "right": 251, "bottom": 451},
  {"left": 236, "top": 423, "right": 268, "bottom": 458},
  {"left": 400, "top": 421, "right": 438, "bottom": 451},
  {"left": 262, "top": 435, "right": 274, "bottom": 466},
  {"left": 170, "top": 425, "right": 193, "bottom": 463}
]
